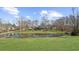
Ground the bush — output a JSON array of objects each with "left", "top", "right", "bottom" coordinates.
[
  {"left": 65, "top": 32, "right": 70, "bottom": 35},
  {"left": 71, "top": 32, "right": 78, "bottom": 36}
]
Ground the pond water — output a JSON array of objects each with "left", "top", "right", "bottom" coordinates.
[
  {"left": 0, "top": 33, "right": 21, "bottom": 38},
  {"left": 0, "top": 33, "right": 64, "bottom": 38}
]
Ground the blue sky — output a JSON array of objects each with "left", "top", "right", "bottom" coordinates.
[{"left": 0, "top": 7, "right": 73, "bottom": 24}]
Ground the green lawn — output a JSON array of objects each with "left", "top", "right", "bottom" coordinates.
[
  {"left": 19, "top": 30, "right": 64, "bottom": 34},
  {"left": 0, "top": 36, "right": 79, "bottom": 51},
  {"left": 0, "top": 30, "right": 64, "bottom": 35}
]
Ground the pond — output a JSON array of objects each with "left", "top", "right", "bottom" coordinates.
[
  {"left": 0, "top": 33, "right": 21, "bottom": 38},
  {"left": 0, "top": 33, "right": 64, "bottom": 38}
]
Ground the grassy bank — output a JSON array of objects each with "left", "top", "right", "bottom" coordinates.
[
  {"left": 18, "top": 30, "right": 64, "bottom": 34},
  {"left": 0, "top": 30, "right": 64, "bottom": 35}
]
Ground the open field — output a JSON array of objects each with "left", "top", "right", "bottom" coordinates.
[{"left": 0, "top": 36, "right": 78, "bottom": 51}]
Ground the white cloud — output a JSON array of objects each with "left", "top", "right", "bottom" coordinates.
[
  {"left": 40, "top": 10, "right": 48, "bottom": 16},
  {"left": 49, "top": 11, "right": 63, "bottom": 17},
  {"left": 2, "top": 7, "right": 19, "bottom": 17},
  {"left": 26, "top": 16, "right": 31, "bottom": 19},
  {"left": 40, "top": 10, "right": 64, "bottom": 20}
]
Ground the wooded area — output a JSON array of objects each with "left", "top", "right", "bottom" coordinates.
[{"left": 0, "top": 8, "right": 79, "bottom": 35}]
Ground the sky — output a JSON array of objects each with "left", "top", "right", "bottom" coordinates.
[{"left": 0, "top": 7, "right": 73, "bottom": 24}]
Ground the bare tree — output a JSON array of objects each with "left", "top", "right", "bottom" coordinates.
[
  {"left": 32, "top": 20, "right": 39, "bottom": 30},
  {"left": 53, "top": 17, "right": 65, "bottom": 31},
  {"left": 71, "top": 7, "right": 79, "bottom": 35},
  {"left": 71, "top": 8, "right": 76, "bottom": 32},
  {"left": 40, "top": 14, "right": 50, "bottom": 31},
  {"left": 17, "top": 16, "right": 28, "bottom": 31}
]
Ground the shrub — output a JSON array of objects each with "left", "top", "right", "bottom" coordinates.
[{"left": 71, "top": 32, "right": 78, "bottom": 36}]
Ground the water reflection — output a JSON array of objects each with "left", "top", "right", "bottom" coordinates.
[{"left": 0, "top": 33, "right": 64, "bottom": 38}]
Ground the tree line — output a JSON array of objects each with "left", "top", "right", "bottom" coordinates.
[{"left": 0, "top": 8, "right": 79, "bottom": 35}]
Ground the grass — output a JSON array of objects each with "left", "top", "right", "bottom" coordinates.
[
  {"left": 0, "top": 30, "right": 64, "bottom": 35},
  {"left": 0, "top": 36, "right": 79, "bottom": 51},
  {"left": 18, "top": 30, "right": 64, "bottom": 34}
]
